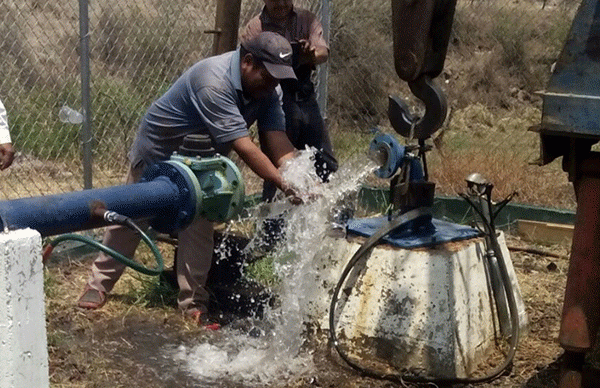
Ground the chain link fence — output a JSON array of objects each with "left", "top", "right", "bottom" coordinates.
[
  {"left": 1, "top": 0, "right": 581, "bottom": 209},
  {"left": 1, "top": 0, "right": 215, "bottom": 199}
]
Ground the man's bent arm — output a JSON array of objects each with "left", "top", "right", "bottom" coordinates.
[
  {"left": 261, "top": 130, "right": 297, "bottom": 167},
  {"left": 232, "top": 136, "right": 287, "bottom": 190}
]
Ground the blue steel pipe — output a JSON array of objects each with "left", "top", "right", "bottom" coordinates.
[
  {"left": 0, "top": 176, "right": 188, "bottom": 238},
  {"left": 0, "top": 153, "right": 245, "bottom": 238}
]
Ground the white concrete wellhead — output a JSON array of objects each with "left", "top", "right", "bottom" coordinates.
[{"left": 304, "top": 231, "right": 527, "bottom": 378}]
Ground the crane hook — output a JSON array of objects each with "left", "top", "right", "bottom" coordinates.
[{"left": 388, "top": 75, "right": 447, "bottom": 140}]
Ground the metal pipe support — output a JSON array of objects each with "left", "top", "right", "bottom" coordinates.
[{"left": 560, "top": 152, "right": 600, "bottom": 352}]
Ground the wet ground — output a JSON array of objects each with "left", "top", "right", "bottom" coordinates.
[
  {"left": 45, "top": 233, "right": 600, "bottom": 388},
  {"left": 46, "top": 307, "right": 581, "bottom": 388},
  {"left": 48, "top": 304, "right": 401, "bottom": 388}
]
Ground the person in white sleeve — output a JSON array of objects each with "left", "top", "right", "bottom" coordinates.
[{"left": 0, "top": 99, "right": 15, "bottom": 170}]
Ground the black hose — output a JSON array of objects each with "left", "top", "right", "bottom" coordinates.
[{"left": 329, "top": 205, "right": 520, "bottom": 385}]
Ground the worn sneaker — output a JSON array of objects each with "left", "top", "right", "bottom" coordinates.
[{"left": 77, "top": 285, "right": 107, "bottom": 310}]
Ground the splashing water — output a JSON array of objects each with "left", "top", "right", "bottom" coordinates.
[{"left": 172, "top": 147, "right": 379, "bottom": 387}]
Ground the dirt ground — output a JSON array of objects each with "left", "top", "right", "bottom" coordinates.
[{"left": 44, "top": 233, "right": 597, "bottom": 388}]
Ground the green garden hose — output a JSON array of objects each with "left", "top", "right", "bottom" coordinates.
[{"left": 42, "top": 212, "right": 164, "bottom": 276}]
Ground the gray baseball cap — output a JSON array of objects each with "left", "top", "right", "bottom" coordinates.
[{"left": 241, "top": 32, "right": 297, "bottom": 80}]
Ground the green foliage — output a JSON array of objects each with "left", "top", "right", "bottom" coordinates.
[
  {"left": 120, "top": 275, "right": 178, "bottom": 309},
  {"left": 10, "top": 86, "right": 81, "bottom": 161},
  {"left": 244, "top": 256, "right": 280, "bottom": 288},
  {"left": 493, "top": 11, "right": 529, "bottom": 72},
  {"left": 43, "top": 269, "right": 60, "bottom": 300},
  {"left": 7, "top": 77, "right": 160, "bottom": 163},
  {"left": 330, "top": 125, "right": 373, "bottom": 162},
  {"left": 91, "top": 77, "right": 158, "bottom": 163},
  {"left": 143, "top": 277, "right": 180, "bottom": 308},
  {"left": 328, "top": 0, "right": 390, "bottom": 129},
  {"left": 95, "top": 3, "right": 201, "bottom": 95}
]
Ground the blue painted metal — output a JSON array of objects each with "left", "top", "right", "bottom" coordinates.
[
  {"left": 540, "top": 0, "right": 600, "bottom": 138},
  {"left": 0, "top": 179, "right": 182, "bottom": 237},
  {"left": 369, "top": 133, "right": 424, "bottom": 180},
  {"left": 0, "top": 153, "right": 245, "bottom": 237},
  {"left": 347, "top": 216, "right": 480, "bottom": 249}
]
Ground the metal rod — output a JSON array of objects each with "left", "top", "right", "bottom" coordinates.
[
  {"left": 79, "top": 0, "right": 93, "bottom": 189},
  {"left": 316, "top": 0, "right": 330, "bottom": 118}
]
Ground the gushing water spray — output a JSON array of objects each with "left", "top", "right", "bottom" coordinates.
[{"left": 173, "top": 148, "right": 378, "bottom": 386}]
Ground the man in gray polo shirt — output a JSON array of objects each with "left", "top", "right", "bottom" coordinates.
[{"left": 77, "top": 32, "right": 301, "bottom": 326}]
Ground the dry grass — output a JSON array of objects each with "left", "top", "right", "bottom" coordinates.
[
  {"left": 429, "top": 104, "right": 576, "bottom": 209},
  {"left": 44, "top": 241, "right": 206, "bottom": 387},
  {"left": 42, "top": 231, "right": 575, "bottom": 387},
  {"left": 430, "top": 147, "right": 575, "bottom": 210}
]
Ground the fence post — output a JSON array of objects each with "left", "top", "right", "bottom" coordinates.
[
  {"left": 211, "top": 0, "right": 243, "bottom": 56},
  {"left": 316, "top": 0, "right": 330, "bottom": 120},
  {"left": 79, "top": 0, "right": 93, "bottom": 189}
]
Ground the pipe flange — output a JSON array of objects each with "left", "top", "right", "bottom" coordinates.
[
  {"left": 141, "top": 161, "right": 198, "bottom": 233},
  {"left": 369, "top": 133, "right": 405, "bottom": 179}
]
